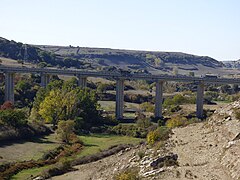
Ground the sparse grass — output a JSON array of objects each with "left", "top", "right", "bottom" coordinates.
[
  {"left": 115, "top": 168, "right": 140, "bottom": 180},
  {"left": 0, "top": 134, "right": 60, "bottom": 164},
  {"left": 11, "top": 165, "right": 52, "bottom": 180},
  {"left": 77, "top": 134, "right": 142, "bottom": 158}
]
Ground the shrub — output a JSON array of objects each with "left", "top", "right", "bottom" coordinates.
[
  {"left": 111, "top": 124, "right": 148, "bottom": 138},
  {"left": 56, "top": 120, "right": 76, "bottom": 144},
  {"left": 137, "top": 151, "right": 145, "bottom": 159},
  {"left": 115, "top": 168, "right": 140, "bottom": 180},
  {"left": 169, "top": 105, "right": 182, "bottom": 113},
  {"left": 0, "top": 109, "right": 27, "bottom": 127},
  {"left": 147, "top": 126, "right": 170, "bottom": 145},
  {"left": 166, "top": 115, "right": 188, "bottom": 128},
  {"left": 235, "top": 109, "right": 240, "bottom": 120},
  {"left": 136, "top": 118, "right": 152, "bottom": 128},
  {"left": 139, "top": 102, "right": 154, "bottom": 113},
  {"left": 41, "top": 158, "right": 72, "bottom": 178},
  {"left": 0, "top": 101, "right": 14, "bottom": 110}
]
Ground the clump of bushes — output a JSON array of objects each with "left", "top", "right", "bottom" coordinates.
[
  {"left": 166, "top": 115, "right": 188, "bottom": 128},
  {"left": 0, "top": 109, "right": 27, "bottom": 128},
  {"left": 111, "top": 118, "right": 155, "bottom": 138},
  {"left": 139, "top": 102, "right": 154, "bottom": 113},
  {"left": 111, "top": 124, "right": 148, "bottom": 138},
  {"left": 136, "top": 118, "right": 152, "bottom": 129},
  {"left": 114, "top": 168, "right": 140, "bottom": 180},
  {"left": 163, "top": 94, "right": 195, "bottom": 107},
  {"left": 41, "top": 158, "right": 72, "bottom": 179},
  {"left": 147, "top": 126, "right": 171, "bottom": 145}
]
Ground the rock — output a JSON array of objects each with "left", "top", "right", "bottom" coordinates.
[
  {"left": 232, "top": 133, "right": 240, "bottom": 141},
  {"left": 150, "top": 154, "right": 178, "bottom": 169},
  {"left": 141, "top": 168, "right": 165, "bottom": 177},
  {"left": 33, "top": 177, "right": 44, "bottom": 180}
]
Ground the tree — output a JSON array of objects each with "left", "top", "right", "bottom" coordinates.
[
  {"left": 34, "top": 79, "right": 102, "bottom": 130},
  {"left": 56, "top": 120, "right": 76, "bottom": 144},
  {"left": 39, "top": 89, "right": 67, "bottom": 126},
  {"left": 15, "top": 80, "right": 33, "bottom": 107},
  {"left": 0, "top": 109, "right": 27, "bottom": 127},
  {"left": 0, "top": 101, "right": 14, "bottom": 110}
]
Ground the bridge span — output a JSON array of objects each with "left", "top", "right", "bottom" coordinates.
[{"left": 1, "top": 66, "right": 240, "bottom": 119}]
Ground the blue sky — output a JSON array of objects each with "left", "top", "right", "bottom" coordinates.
[{"left": 0, "top": 0, "right": 240, "bottom": 61}]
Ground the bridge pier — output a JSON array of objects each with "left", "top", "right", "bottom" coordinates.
[
  {"left": 196, "top": 81, "right": 204, "bottom": 119},
  {"left": 116, "top": 78, "right": 124, "bottom": 120},
  {"left": 40, "top": 73, "right": 50, "bottom": 88},
  {"left": 5, "top": 72, "right": 14, "bottom": 102},
  {"left": 77, "top": 76, "right": 87, "bottom": 88},
  {"left": 155, "top": 80, "right": 164, "bottom": 119}
]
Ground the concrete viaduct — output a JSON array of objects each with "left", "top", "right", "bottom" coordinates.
[{"left": 1, "top": 66, "right": 240, "bottom": 120}]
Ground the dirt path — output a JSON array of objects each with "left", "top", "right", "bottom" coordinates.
[{"left": 167, "top": 123, "right": 232, "bottom": 180}]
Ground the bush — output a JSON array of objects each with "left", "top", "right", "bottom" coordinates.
[
  {"left": 147, "top": 126, "right": 170, "bottom": 145},
  {"left": 235, "top": 109, "right": 240, "bottom": 120},
  {"left": 139, "top": 102, "right": 154, "bottom": 113},
  {"left": 163, "top": 94, "right": 195, "bottom": 107},
  {"left": 136, "top": 118, "right": 152, "bottom": 128},
  {"left": 41, "top": 158, "right": 72, "bottom": 178},
  {"left": 0, "top": 109, "right": 27, "bottom": 127},
  {"left": 56, "top": 120, "right": 76, "bottom": 144},
  {"left": 166, "top": 115, "right": 188, "bottom": 128},
  {"left": 111, "top": 124, "right": 148, "bottom": 138},
  {"left": 137, "top": 151, "right": 145, "bottom": 159}
]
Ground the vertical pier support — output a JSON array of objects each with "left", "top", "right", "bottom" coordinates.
[
  {"left": 196, "top": 81, "right": 204, "bottom": 119},
  {"left": 77, "top": 76, "right": 87, "bottom": 88},
  {"left": 40, "top": 73, "right": 50, "bottom": 88},
  {"left": 5, "top": 72, "right": 14, "bottom": 103},
  {"left": 116, "top": 78, "right": 124, "bottom": 120},
  {"left": 154, "top": 80, "right": 164, "bottom": 118}
]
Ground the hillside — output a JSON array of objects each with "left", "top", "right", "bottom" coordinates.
[
  {"left": 53, "top": 101, "right": 240, "bottom": 180},
  {"left": 223, "top": 60, "right": 240, "bottom": 69},
  {"left": 0, "top": 37, "right": 228, "bottom": 75}
]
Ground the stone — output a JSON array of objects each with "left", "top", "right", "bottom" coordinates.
[{"left": 150, "top": 153, "right": 178, "bottom": 169}]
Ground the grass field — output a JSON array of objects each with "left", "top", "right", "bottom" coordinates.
[
  {"left": 77, "top": 134, "right": 142, "bottom": 158},
  {"left": 12, "top": 134, "right": 143, "bottom": 179},
  {"left": 0, "top": 134, "right": 60, "bottom": 165}
]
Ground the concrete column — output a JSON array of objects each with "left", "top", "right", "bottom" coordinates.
[
  {"left": 116, "top": 78, "right": 124, "bottom": 120},
  {"left": 154, "top": 80, "right": 164, "bottom": 118},
  {"left": 77, "top": 76, "right": 87, "bottom": 88},
  {"left": 196, "top": 81, "right": 204, "bottom": 119},
  {"left": 5, "top": 72, "right": 14, "bottom": 102},
  {"left": 40, "top": 73, "right": 50, "bottom": 88}
]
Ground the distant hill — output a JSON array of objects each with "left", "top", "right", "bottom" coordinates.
[
  {"left": 222, "top": 60, "right": 240, "bottom": 69},
  {"left": 0, "top": 37, "right": 226, "bottom": 75}
]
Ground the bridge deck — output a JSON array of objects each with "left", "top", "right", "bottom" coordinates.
[{"left": 0, "top": 66, "right": 240, "bottom": 84}]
